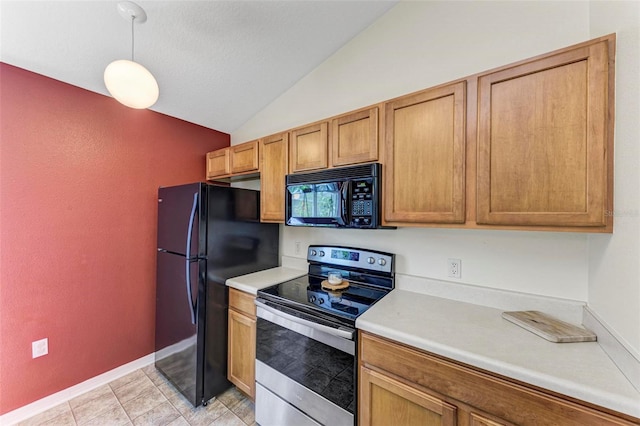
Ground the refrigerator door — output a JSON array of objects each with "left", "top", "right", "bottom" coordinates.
[
  {"left": 157, "top": 183, "right": 204, "bottom": 258},
  {"left": 155, "top": 251, "right": 206, "bottom": 407}
]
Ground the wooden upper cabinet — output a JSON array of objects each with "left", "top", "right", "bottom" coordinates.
[
  {"left": 476, "top": 38, "right": 612, "bottom": 228},
  {"left": 384, "top": 81, "right": 466, "bottom": 224},
  {"left": 206, "top": 149, "right": 230, "bottom": 179},
  {"left": 206, "top": 140, "right": 259, "bottom": 180},
  {"left": 230, "top": 140, "right": 259, "bottom": 174},
  {"left": 331, "top": 107, "right": 379, "bottom": 167},
  {"left": 260, "top": 132, "right": 289, "bottom": 222},
  {"left": 290, "top": 122, "right": 328, "bottom": 173}
]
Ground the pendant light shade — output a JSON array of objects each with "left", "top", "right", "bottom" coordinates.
[
  {"left": 104, "top": 1, "right": 159, "bottom": 109},
  {"left": 104, "top": 59, "right": 159, "bottom": 109}
]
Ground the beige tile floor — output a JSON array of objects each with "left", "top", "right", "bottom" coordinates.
[{"left": 17, "top": 365, "right": 254, "bottom": 426}]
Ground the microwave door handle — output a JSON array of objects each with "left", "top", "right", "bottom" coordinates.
[{"left": 340, "top": 182, "right": 349, "bottom": 226}]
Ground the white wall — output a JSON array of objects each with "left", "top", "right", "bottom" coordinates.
[
  {"left": 588, "top": 1, "right": 640, "bottom": 356},
  {"left": 282, "top": 227, "right": 588, "bottom": 300},
  {"left": 233, "top": 1, "right": 589, "bottom": 143},
  {"left": 233, "top": 1, "right": 594, "bottom": 302}
]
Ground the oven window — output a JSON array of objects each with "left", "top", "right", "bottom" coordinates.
[
  {"left": 288, "top": 183, "right": 342, "bottom": 218},
  {"left": 256, "top": 318, "right": 355, "bottom": 414}
]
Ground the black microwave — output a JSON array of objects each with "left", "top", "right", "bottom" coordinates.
[{"left": 285, "top": 163, "right": 383, "bottom": 229}]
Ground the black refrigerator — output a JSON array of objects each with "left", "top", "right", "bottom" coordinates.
[{"left": 154, "top": 182, "right": 279, "bottom": 407}]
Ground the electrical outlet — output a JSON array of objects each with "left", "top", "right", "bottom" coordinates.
[
  {"left": 295, "top": 241, "right": 301, "bottom": 255},
  {"left": 448, "top": 258, "right": 461, "bottom": 279},
  {"left": 32, "top": 338, "right": 48, "bottom": 358}
]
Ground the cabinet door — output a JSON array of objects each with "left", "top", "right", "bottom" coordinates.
[
  {"left": 228, "top": 308, "right": 256, "bottom": 400},
  {"left": 331, "top": 107, "right": 379, "bottom": 167},
  {"left": 206, "top": 149, "right": 230, "bottom": 179},
  {"left": 477, "top": 40, "right": 610, "bottom": 227},
  {"left": 385, "top": 82, "right": 466, "bottom": 224},
  {"left": 260, "top": 133, "right": 289, "bottom": 222},
  {"left": 290, "top": 122, "right": 328, "bottom": 173},
  {"left": 360, "top": 366, "right": 456, "bottom": 426},
  {"left": 231, "top": 140, "right": 259, "bottom": 174}
]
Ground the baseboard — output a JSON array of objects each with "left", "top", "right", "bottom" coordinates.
[
  {"left": 583, "top": 306, "right": 640, "bottom": 392},
  {"left": 0, "top": 353, "right": 154, "bottom": 426}
]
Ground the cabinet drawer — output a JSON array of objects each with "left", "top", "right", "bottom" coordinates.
[{"left": 229, "top": 288, "right": 256, "bottom": 318}]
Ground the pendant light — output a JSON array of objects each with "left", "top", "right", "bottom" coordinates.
[{"left": 104, "top": 1, "right": 159, "bottom": 109}]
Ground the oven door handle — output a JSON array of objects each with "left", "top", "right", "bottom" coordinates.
[{"left": 255, "top": 299, "right": 355, "bottom": 341}]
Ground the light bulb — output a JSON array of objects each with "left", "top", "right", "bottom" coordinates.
[{"left": 104, "top": 59, "right": 159, "bottom": 109}]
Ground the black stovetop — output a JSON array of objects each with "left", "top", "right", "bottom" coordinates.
[{"left": 257, "top": 274, "right": 389, "bottom": 325}]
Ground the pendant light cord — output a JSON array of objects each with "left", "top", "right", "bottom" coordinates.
[{"left": 130, "top": 15, "right": 135, "bottom": 61}]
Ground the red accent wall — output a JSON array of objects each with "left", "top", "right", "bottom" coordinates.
[{"left": 0, "top": 63, "right": 229, "bottom": 414}]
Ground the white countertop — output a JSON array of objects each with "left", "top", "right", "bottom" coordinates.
[
  {"left": 356, "top": 289, "right": 640, "bottom": 419},
  {"left": 226, "top": 266, "right": 306, "bottom": 295}
]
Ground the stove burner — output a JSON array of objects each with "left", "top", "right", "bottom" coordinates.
[{"left": 257, "top": 245, "right": 395, "bottom": 325}]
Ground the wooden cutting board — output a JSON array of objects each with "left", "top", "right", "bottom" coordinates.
[{"left": 502, "top": 311, "right": 597, "bottom": 343}]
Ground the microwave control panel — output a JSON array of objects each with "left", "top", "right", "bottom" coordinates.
[{"left": 350, "top": 178, "right": 375, "bottom": 227}]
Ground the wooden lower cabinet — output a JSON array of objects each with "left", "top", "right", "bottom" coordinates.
[
  {"left": 469, "top": 412, "right": 509, "bottom": 426},
  {"left": 360, "top": 366, "right": 457, "bottom": 426},
  {"left": 359, "top": 332, "right": 638, "bottom": 426},
  {"left": 227, "top": 288, "right": 257, "bottom": 400}
]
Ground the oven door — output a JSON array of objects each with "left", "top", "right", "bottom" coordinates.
[
  {"left": 286, "top": 181, "right": 348, "bottom": 227},
  {"left": 255, "top": 299, "right": 356, "bottom": 426}
]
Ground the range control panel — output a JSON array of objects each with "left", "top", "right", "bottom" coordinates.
[{"left": 307, "top": 245, "right": 394, "bottom": 274}]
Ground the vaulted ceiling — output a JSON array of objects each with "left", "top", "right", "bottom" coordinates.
[{"left": 0, "top": 1, "right": 397, "bottom": 133}]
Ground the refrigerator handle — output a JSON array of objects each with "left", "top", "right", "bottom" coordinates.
[{"left": 185, "top": 192, "right": 199, "bottom": 324}]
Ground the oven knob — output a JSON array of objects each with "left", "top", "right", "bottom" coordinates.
[
  {"left": 319, "top": 250, "right": 325, "bottom": 257},
  {"left": 310, "top": 249, "right": 317, "bottom": 256},
  {"left": 309, "top": 295, "right": 316, "bottom": 303},
  {"left": 318, "top": 298, "right": 325, "bottom": 304},
  {"left": 367, "top": 257, "right": 375, "bottom": 264},
  {"left": 378, "top": 258, "right": 387, "bottom": 266}
]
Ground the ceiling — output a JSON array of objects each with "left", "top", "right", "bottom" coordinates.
[{"left": 0, "top": 0, "right": 397, "bottom": 134}]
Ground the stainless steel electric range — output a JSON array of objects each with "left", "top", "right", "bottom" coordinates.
[{"left": 255, "top": 245, "right": 395, "bottom": 426}]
